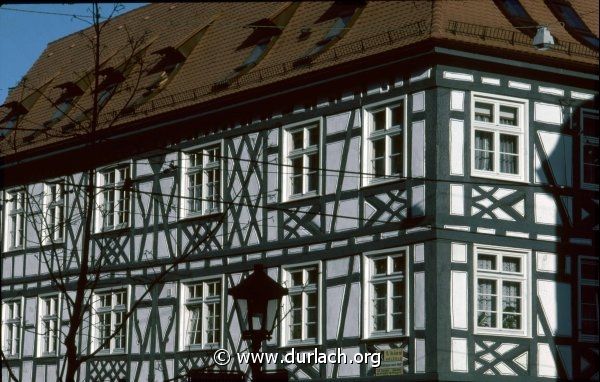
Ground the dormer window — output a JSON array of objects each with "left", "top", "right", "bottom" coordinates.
[
  {"left": 0, "top": 102, "right": 28, "bottom": 140},
  {"left": 214, "top": 3, "right": 298, "bottom": 89},
  {"left": 547, "top": 0, "right": 599, "bottom": 50},
  {"left": 46, "top": 82, "right": 85, "bottom": 127},
  {"left": 96, "top": 67, "right": 125, "bottom": 107},
  {"left": 493, "top": 0, "right": 537, "bottom": 37},
  {"left": 294, "top": 1, "right": 364, "bottom": 67}
]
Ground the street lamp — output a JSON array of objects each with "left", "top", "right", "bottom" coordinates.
[{"left": 229, "top": 264, "right": 288, "bottom": 381}]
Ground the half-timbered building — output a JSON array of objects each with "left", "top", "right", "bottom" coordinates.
[{"left": 1, "top": 1, "right": 598, "bottom": 381}]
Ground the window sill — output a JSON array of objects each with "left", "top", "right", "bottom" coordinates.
[
  {"left": 179, "top": 210, "right": 223, "bottom": 223},
  {"left": 362, "top": 333, "right": 408, "bottom": 342},
  {"left": 38, "top": 353, "right": 59, "bottom": 359},
  {"left": 361, "top": 176, "right": 403, "bottom": 190},
  {"left": 180, "top": 345, "right": 221, "bottom": 352},
  {"left": 3, "top": 246, "right": 25, "bottom": 253},
  {"left": 474, "top": 329, "right": 530, "bottom": 338},
  {"left": 280, "top": 340, "right": 320, "bottom": 349},
  {"left": 471, "top": 171, "right": 527, "bottom": 184},
  {"left": 280, "top": 192, "right": 320, "bottom": 205},
  {"left": 94, "top": 224, "right": 130, "bottom": 236}
]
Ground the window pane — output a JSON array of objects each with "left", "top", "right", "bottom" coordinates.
[
  {"left": 500, "top": 134, "right": 518, "bottom": 174},
  {"left": 372, "top": 110, "right": 386, "bottom": 131},
  {"left": 307, "top": 153, "right": 318, "bottom": 192},
  {"left": 475, "top": 131, "right": 494, "bottom": 171},
  {"left": 583, "top": 143, "right": 599, "bottom": 185},
  {"left": 581, "top": 259, "right": 599, "bottom": 280},
  {"left": 499, "top": 105, "right": 518, "bottom": 126},
  {"left": 391, "top": 103, "right": 403, "bottom": 127},
  {"left": 502, "top": 281, "right": 521, "bottom": 329},
  {"left": 308, "top": 126, "right": 319, "bottom": 147},
  {"left": 390, "top": 134, "right": 403, "bottom": 175},
  {"left": 291, "top": 130, "right": 303, "bottom": 150},
  {"left": 477, "top": 279, "right": 497, "bottom": 327},
  {"left": 372, "top": 139, "right": 385, "bottom": 177},
  {"left": 291, "top": 158, "right": 303, "bottom": 195},
  {"left": 478, "top": 254, "right": 496, "bottom": 270},
  {"left": 475, "top": 102, "right": 494, "bottom": 123},
  {"left": 291, "top": 271, "right": 303, "bottom": 286},
  {"left": 374, "top": 258, "right": 387, "bottom": 275},
  {"left": 583, "top": 115, "right": 599, "bottom": 137},
  {"left": 307, "top": 268, "right": 318, "bottom": 284},
  {"left": 392, "top": 255, "right": 404, "bottom": 273},
  {"left": 502, "top": 257, "right": 521, "bottom": 272}
]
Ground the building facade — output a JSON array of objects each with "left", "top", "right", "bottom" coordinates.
[{"left": 0, "top": 2, "right": 598, "bottom": 381}]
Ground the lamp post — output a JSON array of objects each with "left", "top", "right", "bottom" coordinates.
[{"left": 228, "top": 264, "right": 288, "bottom": 381}]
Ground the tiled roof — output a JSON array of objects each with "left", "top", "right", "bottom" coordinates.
[{"left": 0, "top": 1, "right": 597, "bottom": 157}]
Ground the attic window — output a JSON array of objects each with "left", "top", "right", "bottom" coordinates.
[
  {"left": 46, "top": 82, "right": 84, "bottom": 127},
  {"left": 210, "top": 3, "right": 299, "bottom": 89},
  {"left": 147, "top": 47, "right": 186, "bottom": 75},
  {"left": 235, "top": 35, "right": 271, "bottom": 72},
  {"left": 97, "top": 67, "right": 125, "bottom": 92},
  {"left": 494, "top": 0, "right": 537, "bottom": 37},
  {"left": 0, "top": 102, "right": 28, "bottom": 140},
  {"left": 547, "top": 0, "right": 599, "bottom": 50},
  {"left": 96, "top": 67, "right": 125, "bottom": 107},
  {"left": 294, "top": 1, "right": 364, "bottom": 67}
]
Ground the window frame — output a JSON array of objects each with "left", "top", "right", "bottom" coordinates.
[
  {"left": 580, "top": 109, "right": 599, "bottom": 191},
  {"left": 1, "top": 298, "right": 23, "bottom": 358},
  {"left": 91, "top": 288, "right": 129, "bottom": 355},
  {"left": 362, "top": 247, "right": 410, "bottom": 339},
  {"left": 280, "top": 261, "right": 322, "bottom": 346},
  {"left": 578, "top": 256, "right": 599, "bottom": 343},
  {"left": 95, "top": 163, "right": 132, "bottom": 232},
  {"left": 3, "top": 188, "right": 27, "bottom": 251},
  {"left": 362, "top": 95, "right": 408, "bottom": 187},
  {"left": 179, "top": 275, "right": 225, "bottom": 351},
  {"left": 37, "top": 293, "right": 61, "bottom": 357},
  {"left": 470, "top": 92, "right": 528, "bottom": 183},
  {"left": 473, "top": 244, "right": 531, "bottom": 338},
  {"left": 281, "top": 118, "right": 323, "bottom": 202},
  {"left": 180, "top": 141, "right": 224, "bottom": 219},
  {"left": 43, "top": 180, "right": 66, "bottom": 244}
]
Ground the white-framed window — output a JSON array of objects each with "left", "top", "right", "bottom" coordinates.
[
  {"left": 44, "top": 181, "right": 65, "bottom": 243},
  {"left": 38, "top": 294, "right": 60, "bottom": 356},
  {"left": 92, "top": 289, "right": 127, "bottom": 354},
  {"left": 181, "top": 143, "right": 222, "bottom": 217},
  {"left": 362, "top": 248, "right": 409, "bottom": 338},
  {"left": 471, "top": 93, "right": 528, "bottom": 182},
  {"left": 1, "top": 299, "right": 23, "bottom": 358},
  {"left": 474, "top": 245, "right": 531, "bottom": 337},
  {"left": 581, "top": 109, "right": 598, "bottom": 190},
  {"left": 281, "top": 263, "right": 321, "bottom": 345},
  {"left": 97, "top": 165, "right": 131, "bottom": 231},
  {"left": 4, "top": 189, "right": 26, "bottom": 250},
  {"left": 579, "top": 256, "right": 599, "bottom": 342},
  {"left": 282, "top": 118, "right": 322, "bottom": 200},
  {"left": 362, "top": 96, "right": 406, "bottom": 185},
  {"left": 180, "top": 278, "right": 223, "bottom": 349}
]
